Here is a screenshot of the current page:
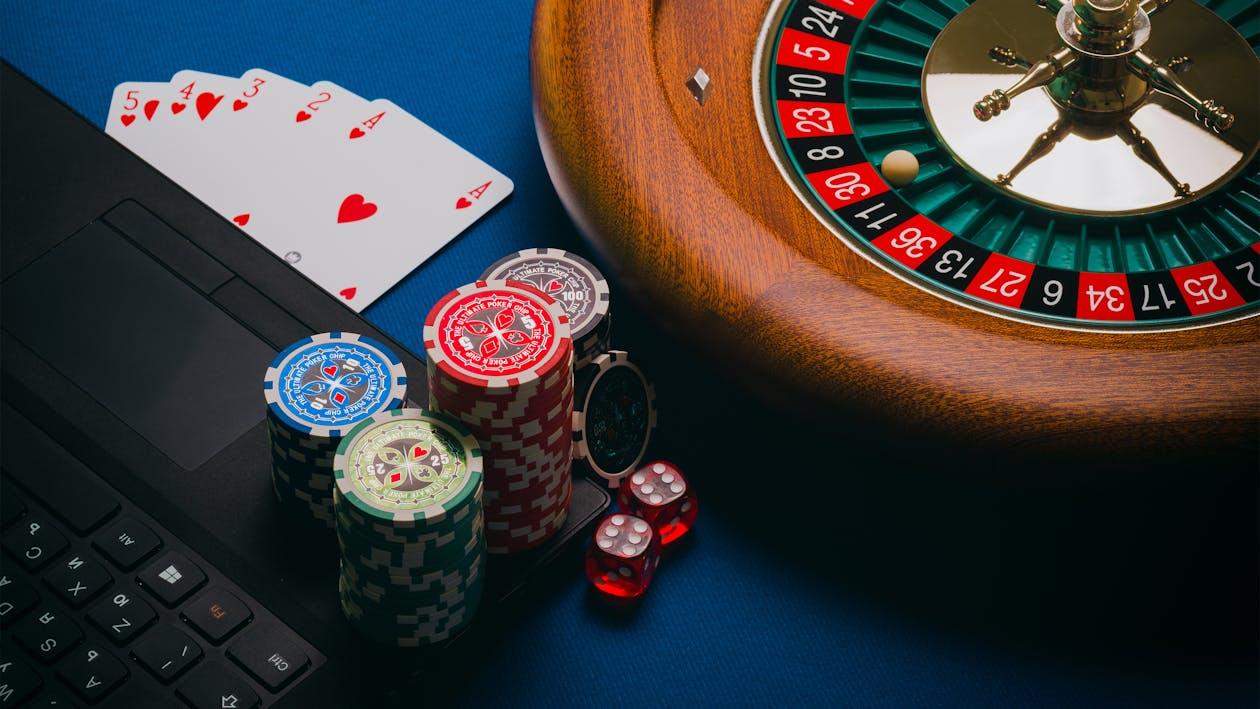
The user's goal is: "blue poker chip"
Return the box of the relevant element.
[263,332,408,439]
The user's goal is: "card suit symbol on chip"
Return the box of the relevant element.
[171,102,186,115]
[322,364,339,377]
[411,444,429,458]
[545,278,563,293]
[455,197,472,210]
[349,127,365,139]
[195,92,223,120]
[339,287,357,300]
[120,114,136,127]
[337,194,377,223]
[232,213,250,226]
[331,391,347,406]
[143,100,159,120]
[295,110,312,123]
[233,99,248,111]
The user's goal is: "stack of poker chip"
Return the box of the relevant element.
[424,279,575,554]
[481,248,611,368]
[333,408,485,646]
[572,350,658,489]
[263,332,408,528]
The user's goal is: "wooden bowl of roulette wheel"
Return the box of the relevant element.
[530,0,1260,456]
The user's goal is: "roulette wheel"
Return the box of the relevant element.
[531,0,1259,452]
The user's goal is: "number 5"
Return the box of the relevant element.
[792,43,830,61]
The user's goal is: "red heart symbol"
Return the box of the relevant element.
[411,444,429,458]
[348,127,365,139]
[339,287,357,300]
[120,114,136,127]
[455,197,472,210]
[295,110,311,122]
[143,100,159,120]
[171,102,186,114]
[195,92,223,120]
[233,99,248,111]
[337,194,377,223]
[322,364,338,377]
[232,213,250,226]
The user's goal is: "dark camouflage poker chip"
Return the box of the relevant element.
[572,350,657,489]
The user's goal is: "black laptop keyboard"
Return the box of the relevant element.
[1,415,320,708]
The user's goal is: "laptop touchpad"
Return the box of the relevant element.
[2,221,275,470]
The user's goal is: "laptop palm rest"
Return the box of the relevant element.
[1,218,274,470]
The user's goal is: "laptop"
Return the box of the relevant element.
[0,60,609,708]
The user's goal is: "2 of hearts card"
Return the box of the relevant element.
[106,68,512,311]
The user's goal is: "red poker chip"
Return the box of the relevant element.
[485,500,566,533]
[438,377,573,412]
[433,392,572,424]
[431,390,572,427]
[485,472,570,508]
[484,444,571,472]
[485,466,568,499]
[487,443,573,470]
[423,280,572,393]
[485,495,566,523]
[435,383,569,411]
[488,451,570,475]
[481,419,573,449]
[428,347,573,393]
[446,398,573,433]
[486,504,570,553]
[490,474,571,509]
[485,484,570,518]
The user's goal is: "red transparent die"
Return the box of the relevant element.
[617,460,697,545]
[584,514,660,598]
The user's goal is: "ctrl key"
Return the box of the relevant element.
[226,622,309,691]
[176,661,259,709]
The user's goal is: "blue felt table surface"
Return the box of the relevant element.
[3,2,1256,707]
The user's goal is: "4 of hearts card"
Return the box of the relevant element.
[106,69,513,311]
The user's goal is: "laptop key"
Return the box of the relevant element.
[182,587,252,644]
[42,553,112,608]
[56,643,128,703]
[131,625,203,683]
[92,517,161,571]
[0,491,25,529]
[176,660,259,709]
[137,552,205,607]
[2,516,68,571]
[86,590,156,645]
[0,574,39,626]
[27,688,81,708]
[0,651,42,706]
[226,621,309,691]
[13,607,82,663]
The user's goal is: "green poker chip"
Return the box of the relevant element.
[333,409,482,526]
[332,407,487,646]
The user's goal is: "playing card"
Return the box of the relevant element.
[171,69,316,230]
[210,90,513,311]
[107,69,513,311]
[106,81,173,142]
[283,97,513,308]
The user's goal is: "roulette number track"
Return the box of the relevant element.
[531,0,1259,452]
